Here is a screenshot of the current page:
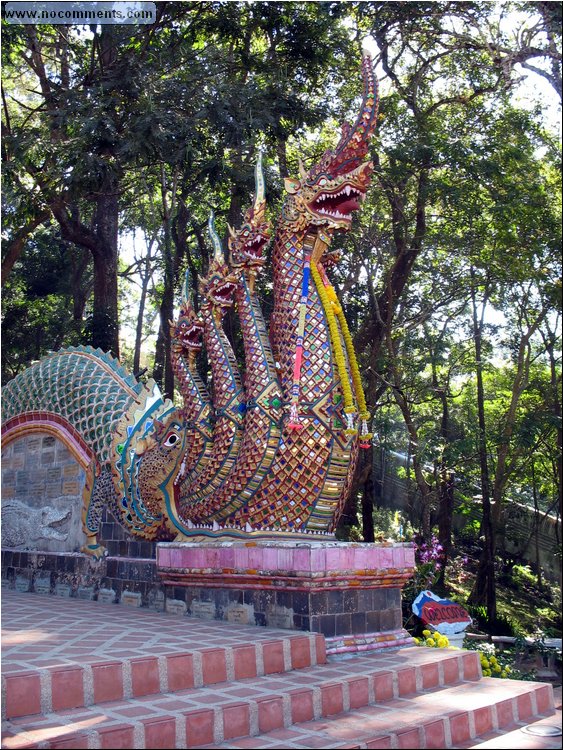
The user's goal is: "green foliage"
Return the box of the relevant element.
[1,229,90,381]
[466,605,523,637]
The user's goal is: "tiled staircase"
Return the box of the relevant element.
[2,629,557,749]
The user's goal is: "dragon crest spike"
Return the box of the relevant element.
[208,211,224,262]
[298,156,308,180]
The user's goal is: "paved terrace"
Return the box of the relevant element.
[1,590,561,749]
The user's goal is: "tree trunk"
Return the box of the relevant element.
[91,190,120,356]
[133,245,154,376]
[153,167,178,400]
[362,471,376,543]
[435,468,455,593]
[468,267,496,622]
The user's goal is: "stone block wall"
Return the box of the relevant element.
[1,433,85,552]
[1,549,162,607]
[1,431,150,558]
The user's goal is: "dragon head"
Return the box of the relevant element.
[229,153,271,274]
[199,212,239,315]
[170,270,204,357]
[134,413,187,527]
[112,385,187,538]
[281,53,378,234]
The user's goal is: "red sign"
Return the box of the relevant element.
[412,590,472,634]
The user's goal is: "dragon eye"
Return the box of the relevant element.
[164,432,180,447]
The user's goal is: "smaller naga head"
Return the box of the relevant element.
[199,212,239,316]
[281,53,378,234]
[134,413,187,524]
[170,270,204,357]
[229,153,271,274]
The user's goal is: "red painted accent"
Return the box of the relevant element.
[315,634,327,664]
[51,667,84,711]
[1,412,94,469]
[166,654,195,691]
[131,657,160,697]
[289,636,311,669]
[185,709,215,747]
[421,662,439,689]
[449,712,471,744]
[223,702,250,740]
[92,662,124,703]
[98,725,135,750]
[257,696,284,732]
[474,705,493,735]
[442,655,460,684]
[4,672,41,718]
[232,644,257,680]
[348,676,369,709]
[517,691,534,720]
[397,667,416,696]
[397,727,421,749]
[373,672,394,702]
[461,651,481,681]
[495,697,516,727]
[423,719,446,749]
[290,689,314,723]
[420,599,471,626]
[366,738,393,749]
[142,717,176,750]
[201,648,227,685]
[535,684,554,713]
[321,683,344,716]
[262,641,285,675]
[48,733,89,749]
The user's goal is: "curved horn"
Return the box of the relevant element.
[333,51,378,164]
[254,150,265,208]
[309,52,379,179]
[208,211,224,262]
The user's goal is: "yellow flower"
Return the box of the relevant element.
[501,670,507,678]
[426,638,436,647]
[422,630,431,637]
[493,664,501,673]
[413,637,420,645]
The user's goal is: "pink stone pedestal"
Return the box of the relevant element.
[157,540,415,655]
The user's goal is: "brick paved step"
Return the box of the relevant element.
[2,595,326,721]
[1,647,486,748]
[2,631,325,721]
[203,678,555,750]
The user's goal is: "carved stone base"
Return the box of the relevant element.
[157,539,415,654]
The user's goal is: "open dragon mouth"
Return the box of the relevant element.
[180,323,204,350]
[310,183,364,223]
[241,233,269,263]
[210,280,238,307]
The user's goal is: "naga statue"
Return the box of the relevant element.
[1,53,378,557]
